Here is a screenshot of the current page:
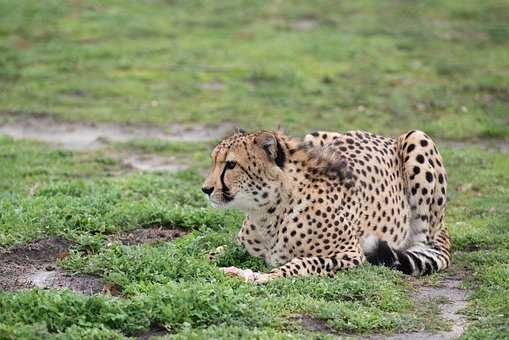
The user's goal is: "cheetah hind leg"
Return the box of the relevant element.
[396,130,450,275]
[365,130,451,276]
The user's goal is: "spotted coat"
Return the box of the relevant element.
[202,129,450,278]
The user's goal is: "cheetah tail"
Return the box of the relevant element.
[363,230,451,276]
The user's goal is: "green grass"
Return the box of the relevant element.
[1,0,508,339]
[0,138,225,248]
[0,137,507,338]
[1,0,509,139]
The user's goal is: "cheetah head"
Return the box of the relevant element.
[202,130,287,212]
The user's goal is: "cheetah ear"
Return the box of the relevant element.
[255,132,286,168]
[235,127,246,135]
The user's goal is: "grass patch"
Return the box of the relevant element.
[1,0,508,139]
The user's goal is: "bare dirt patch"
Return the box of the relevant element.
[199,81,225,90]
[293,314,333,333]
[108,227,187,246]
[133,325,169,340]
[0,115,234,150]
[290,17,318,31]
[122,154,188,172]
[0,237,105,295]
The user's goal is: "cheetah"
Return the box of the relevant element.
[202,129,450,283]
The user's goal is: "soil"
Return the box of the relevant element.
[133,325,169,340]
[0,237,104,295]
[108,227,187,246]
[294,314,333,333]
[0,115,234,150]
[122,154,188,172]
[290,18,318,31]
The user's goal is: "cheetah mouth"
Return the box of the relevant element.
[209,195,235,208]
[210,200,224,208]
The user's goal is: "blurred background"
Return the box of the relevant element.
[1,0,508,139]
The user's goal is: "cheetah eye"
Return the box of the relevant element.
[225,161,237,170]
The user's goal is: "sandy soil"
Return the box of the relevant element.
[0,115,234,150]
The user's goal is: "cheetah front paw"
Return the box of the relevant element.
[221,266,280,284]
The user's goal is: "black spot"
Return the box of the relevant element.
[420,139,429,147]
[438,174,444,184]
[437,197,444,206]
[407,144,416,153]
[413,166,420,175]
[416,154,425,163]
[425,171,433,182]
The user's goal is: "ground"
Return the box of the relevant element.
[0,0,508,339]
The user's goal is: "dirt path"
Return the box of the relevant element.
[294,272,469,339]
[0,115,233,150]
[369,273,469,340]
[122,153,188,172]
[0,114,233,172]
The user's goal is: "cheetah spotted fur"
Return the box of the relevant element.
[202,129,450,282]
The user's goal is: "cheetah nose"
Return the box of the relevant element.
[202,186,214,196]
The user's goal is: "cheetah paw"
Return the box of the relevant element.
[221,266,278,284]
